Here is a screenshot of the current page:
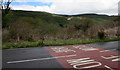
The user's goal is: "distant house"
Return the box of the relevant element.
[67,17,72,20]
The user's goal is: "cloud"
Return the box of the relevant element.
[9,0,120,15]
[11,5,52,13]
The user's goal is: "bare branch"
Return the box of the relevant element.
[2,0,14,17]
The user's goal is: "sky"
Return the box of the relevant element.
[3,0,120,15]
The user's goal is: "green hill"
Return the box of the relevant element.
[2,10,119,43]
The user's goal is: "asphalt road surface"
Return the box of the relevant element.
[2,41,120,70]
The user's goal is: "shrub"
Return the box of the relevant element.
[97,30,105,39]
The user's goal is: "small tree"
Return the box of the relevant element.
[9,21,33,42]
[114,17,120,38]
[97,30,105,39]
[2,0,14,17]
[2,0,14,28]
[74,18,93,38]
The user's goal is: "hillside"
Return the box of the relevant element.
[2,10,119,43]
[60,13,109,18]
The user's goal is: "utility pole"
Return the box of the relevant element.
[118,1,120,16]
[117,1,120,38]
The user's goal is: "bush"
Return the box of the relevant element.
[27,35,34,41]
[2,41,45,49]
[97,30,105,39]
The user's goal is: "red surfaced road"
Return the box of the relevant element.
[45,45,120,70]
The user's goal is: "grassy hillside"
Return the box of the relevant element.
[2,10,120,49]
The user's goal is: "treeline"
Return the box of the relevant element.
[2,10,120,43]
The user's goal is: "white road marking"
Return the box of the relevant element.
[101,55,120,62]
[73,46,98,51]
[104,65,114,70]
[70,60,97,65]
[100,50,110,52]
[112,58,120,61]
[101,55,120,59]
[51,47,76,53]
[67,58,102,69]
[7,54,76,64]
[67,58,90,61]
[73,62,101,69]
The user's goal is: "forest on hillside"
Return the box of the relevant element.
[2,10,120,44]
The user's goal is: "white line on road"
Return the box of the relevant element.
[7,54,76,64]
[112,58,120,61]
[100,50,110,52]
[101,55,120,59]
[104,65,114,70]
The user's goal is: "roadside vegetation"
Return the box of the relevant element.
[2,38,120,49]
[2,10,120,49]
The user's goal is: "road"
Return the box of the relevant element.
[2,41,120,70]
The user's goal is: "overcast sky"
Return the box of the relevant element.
[4,0,120,15]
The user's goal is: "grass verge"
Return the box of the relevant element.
[2,38,120,49]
